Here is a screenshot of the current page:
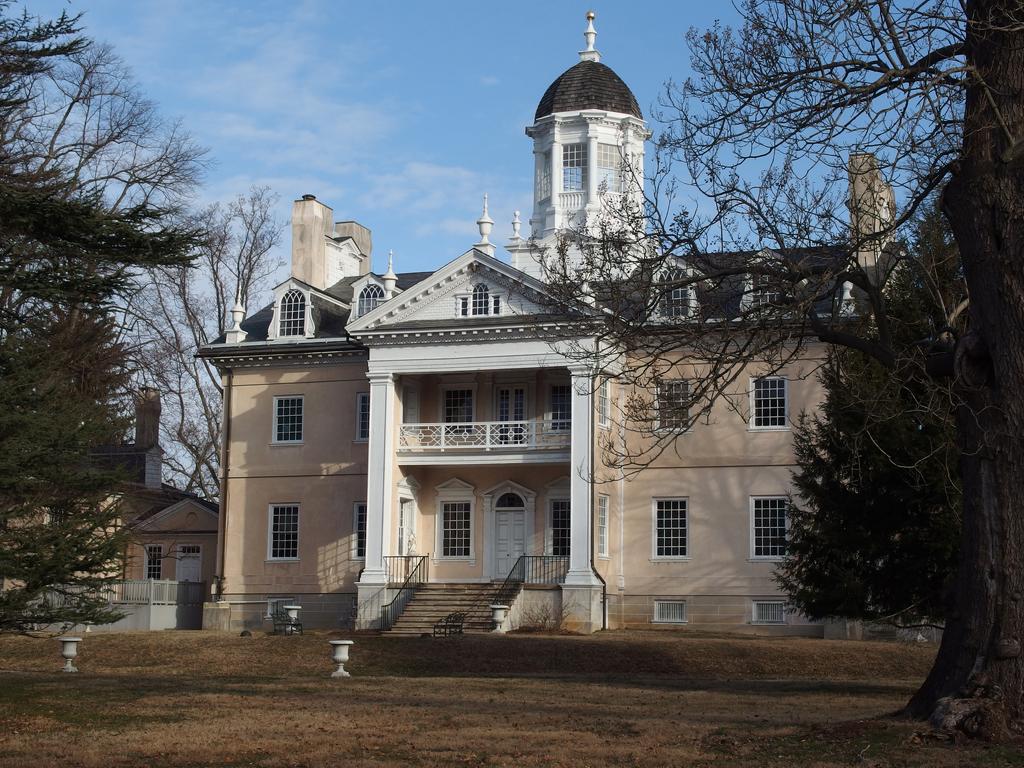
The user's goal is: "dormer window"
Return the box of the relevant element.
[358,284,385,317]
[660,268,694,319]
[750,272,784,308]
[455,284,503,318]
[278,289,306,336]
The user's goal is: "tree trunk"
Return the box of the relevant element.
[906,0,1024,736]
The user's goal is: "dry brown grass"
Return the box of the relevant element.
[0,630,1020,767]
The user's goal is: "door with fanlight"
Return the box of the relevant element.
[493,492,527,578]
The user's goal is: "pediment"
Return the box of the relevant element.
[345,250,562,335]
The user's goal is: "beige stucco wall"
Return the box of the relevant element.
[220,359,369,598]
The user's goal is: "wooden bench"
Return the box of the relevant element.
[432,612,466,637]
[271,608,303,635]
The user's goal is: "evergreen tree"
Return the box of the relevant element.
[778,204,963,626]
[0,6,198,632]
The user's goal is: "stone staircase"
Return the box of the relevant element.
[386,583,516,635]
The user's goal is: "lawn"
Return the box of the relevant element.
[0,630,1020,767]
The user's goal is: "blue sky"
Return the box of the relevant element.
[25,1,739,277]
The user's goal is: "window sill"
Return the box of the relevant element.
[597,554,611,561]
[652,619,689,625]
[270,441,304,447]
[749,557,785,563]
[352,438,368,444]
[266,558,300,563]
[747,426,789,433]
[650,556,691,563]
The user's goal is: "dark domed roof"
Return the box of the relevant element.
[535,60,642,121]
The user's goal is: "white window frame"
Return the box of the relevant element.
[656,379,690,432]
[352,502,367,560]
[749,376,789,431]
[597,378,611,429]
[562,142,587,192]
[752,600,787,624]
[653,600,688,624]
[547,381,572,432]
[437,498,475,561]
[439,385,476,423]
[597,494,609,558]
[267,503,300,562]
[355,392,370,442]
[145,544,163,580]
[750,496,789,560]
[357,283,385,317]
[596,142,622,194]
[651,497,689,560]
[547,497,571,556]
[536,149,552,202]
[272,395,304,445]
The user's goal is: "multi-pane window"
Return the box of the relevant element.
[278,289,306,336]
[662,268,693,318]
[550,384,571,431]
[655,499,688,557]
[355,393,370,441]
[358,284,385,316]
[752,377,788,428]
[752,497,788,558]
[654,600,688,624]
[551,499,571,557]
[444,389,474,423]
[269,504,299,560]
[753,600,786,624]
[471,284,490,315]
[562,143,587,192]
[353,502,367,559]
[536,151,552,202]
[145,545,163,580]
[750,273,783,307]
[596,143,622,193]
[597,495,609,556]
[597,378,610,427]
[274,396,304,443]
[441,501,471,558]
[657,380,690,430]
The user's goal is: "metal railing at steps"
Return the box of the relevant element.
[467,555,570,625]
[380,555,428,631]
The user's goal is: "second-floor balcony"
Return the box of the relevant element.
[398,419,571,459]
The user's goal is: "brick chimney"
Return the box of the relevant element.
[134,387,162,489]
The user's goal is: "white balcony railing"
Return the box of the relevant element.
[398,420,571,452]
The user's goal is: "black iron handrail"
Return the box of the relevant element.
[384,555,425,585]
[466,555,569,625]
[380,555,428,630]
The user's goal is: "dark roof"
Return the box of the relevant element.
[207,271,432,346]
[535,60,642,120]
[91,445,156,484]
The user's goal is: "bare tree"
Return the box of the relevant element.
[132,187,283,499]
[540,0,1022,738]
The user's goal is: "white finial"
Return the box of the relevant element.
[580,11,600,62]
[382,249,397,298]
[225,289,248,343]
[475,194,496,256]
[511,210,522,241]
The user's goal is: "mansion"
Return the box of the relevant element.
[200,15,885,634]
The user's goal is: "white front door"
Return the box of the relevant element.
[176,545,201,582]
[493,507,526,578]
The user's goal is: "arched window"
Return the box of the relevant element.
[496,492,525,508]
[358,283,385,317]
[278,289,306,336]
[471,283,490,316]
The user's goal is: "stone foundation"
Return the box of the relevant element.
[205,592,356,633]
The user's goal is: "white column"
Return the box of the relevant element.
[586,129,599,208]
[358,371,395,586]
[565,366,599,585]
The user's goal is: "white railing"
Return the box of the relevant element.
[398,420,571,452]
[107,579,205,606]
[559,191,586,210]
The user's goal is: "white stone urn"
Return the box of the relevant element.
[59,637,82,673]
[283,605,301,634]
[489,604,510,633]
[329,640,354,678]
